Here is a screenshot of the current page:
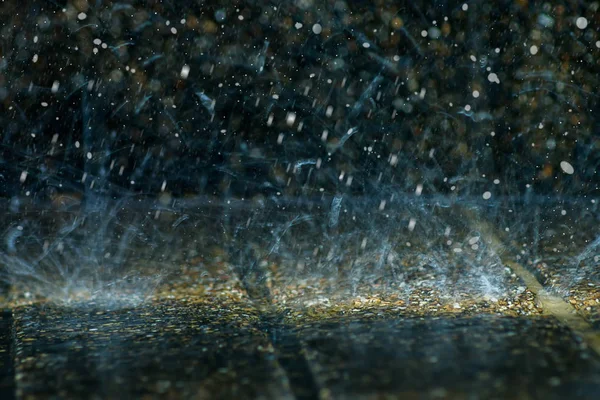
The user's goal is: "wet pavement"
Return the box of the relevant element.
[0,311,14,400]
[1,200,600,399]
[12,302,292,400]
[291,315,600,400]
[7,304,600,400]
[496,203,600,330]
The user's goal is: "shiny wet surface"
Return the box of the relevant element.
[1,200,600,399]
[0,311,14,400]
[8,303,600,400]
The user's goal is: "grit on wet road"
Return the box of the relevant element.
[8,304,600,400]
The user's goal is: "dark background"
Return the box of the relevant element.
[0,0,598,204]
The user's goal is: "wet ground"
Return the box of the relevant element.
[0,311,13,400]
[0,198,599,399]
[496,202,600,330]
[8,305,600,400]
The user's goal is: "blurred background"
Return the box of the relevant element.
[0,0,598,205]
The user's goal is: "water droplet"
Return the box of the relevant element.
[180,65,190,79]
[560,161,574,175]
[576,17,588,29]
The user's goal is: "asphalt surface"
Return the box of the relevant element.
[0,311,13,400]
[0,200,599,399]
[6,304,600,400]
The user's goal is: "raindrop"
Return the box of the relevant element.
[576,17,588,29]
[530,45,538,55]
[560,161,574,175]
[180,65,190,79]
